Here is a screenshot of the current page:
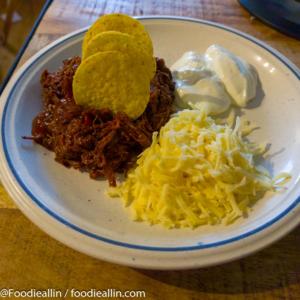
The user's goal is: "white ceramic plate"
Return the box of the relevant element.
[0,17,300,270]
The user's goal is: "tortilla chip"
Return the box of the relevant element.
[82,14,153,59]
[73,50,150,119]
[84,30,155,79]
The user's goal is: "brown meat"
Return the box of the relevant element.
[28,56,175,186]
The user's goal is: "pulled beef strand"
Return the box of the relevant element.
[28,56,175,186]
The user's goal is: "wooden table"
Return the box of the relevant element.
[1,0,299,299]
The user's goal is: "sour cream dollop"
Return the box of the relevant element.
[171,45,258,115]
[205,45,258,107]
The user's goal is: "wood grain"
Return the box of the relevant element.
[0,209,299,299]
[0,0,46,82]
[1,0,300,299]
[19,0,300,68]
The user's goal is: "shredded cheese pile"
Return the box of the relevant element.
[108,110,289,228]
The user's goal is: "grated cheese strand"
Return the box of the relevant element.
[108,110,290,228]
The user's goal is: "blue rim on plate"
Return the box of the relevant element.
[2,17,300,251]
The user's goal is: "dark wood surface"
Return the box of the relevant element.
[0,0,300,299]
[0,0,46,83]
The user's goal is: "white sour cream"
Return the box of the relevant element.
[205,45,258,107]
[171,51,212,85]
[176,76,231,115]
[171,45,258,115]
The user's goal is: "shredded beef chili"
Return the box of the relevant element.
[26,56,175,186]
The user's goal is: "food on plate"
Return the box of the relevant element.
[175,76,231,115]
[73,51,150,119]
[83,31,156,79]
[25,14,174,187]
[27,57,174,186]
[74,14,156,119]
[109,110,288,228]
[24,13,289,229]
[82,13,153,59]
[171,45,258,114]
[206,45,258,107]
